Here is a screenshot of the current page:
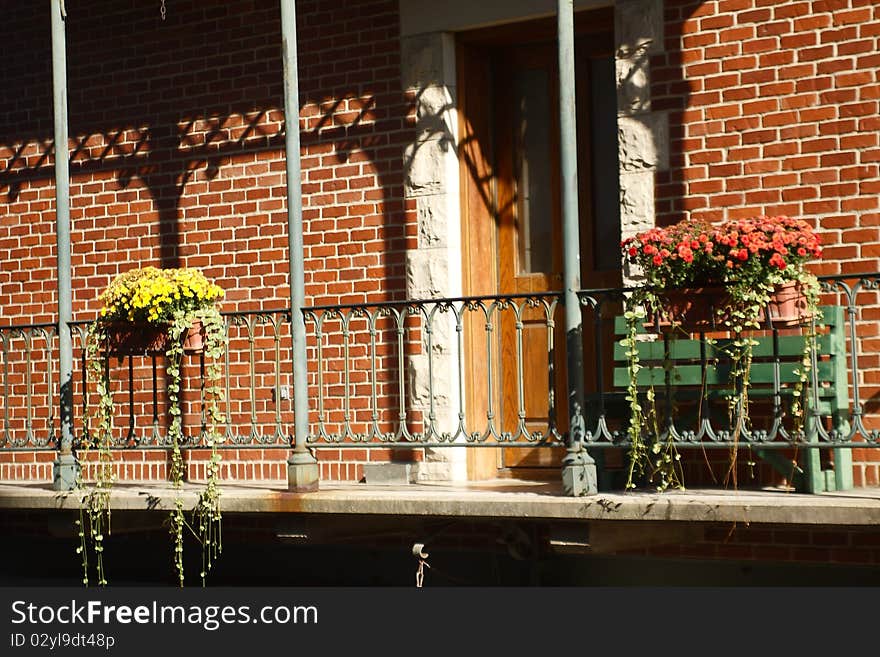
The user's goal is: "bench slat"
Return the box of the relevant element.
[613,361,837,388]
[613,334,834,361]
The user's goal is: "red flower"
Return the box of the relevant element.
[621,215,820,290]
[769,252,786,269]
[677,245,694,263]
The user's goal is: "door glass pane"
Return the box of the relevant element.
[514,68,553,275]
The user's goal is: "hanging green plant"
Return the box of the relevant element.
[78,266,227,586]
[620,215,823,491]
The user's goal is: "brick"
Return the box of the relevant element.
[756,21,791,37]
[818,58,855,75]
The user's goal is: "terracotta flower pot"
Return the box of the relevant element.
[105,320,205,355]
[646,286,730,331]
[646,281,808,332]
[762,280,810,327]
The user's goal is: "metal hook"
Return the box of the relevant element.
[412,543,430,587]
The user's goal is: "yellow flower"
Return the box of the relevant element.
[98,266,224,324]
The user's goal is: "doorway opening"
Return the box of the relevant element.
[457,9,621,479]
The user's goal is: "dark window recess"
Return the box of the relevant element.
[589,55,621,272]
[514,67,553,275]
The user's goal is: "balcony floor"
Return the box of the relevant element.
[0,479,878,527]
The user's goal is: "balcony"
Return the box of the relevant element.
[2,273,880,480]
[1,273,879,575]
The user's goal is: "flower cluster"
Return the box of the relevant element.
[622,216,822,291]
[98,267,224,324]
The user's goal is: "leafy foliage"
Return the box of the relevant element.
[79,268,226,586]
[620,216,823,491]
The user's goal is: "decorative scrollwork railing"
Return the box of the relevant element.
[577,273,880,450]
[303,293,563,447]
[0,273,878,455]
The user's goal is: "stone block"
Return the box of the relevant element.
[417,194,448,248]
[413,84,457,145]
[363,462,415,485]
[619,170,656,234]
[413,460,452,482]
[423,308,456,355]
[400,33,455,90]
[616,54,651,115]
[615,0,664,58]
[404,137,449,197]
[406,250,450,298]
[618,113,668,172]
[407,353,452,408]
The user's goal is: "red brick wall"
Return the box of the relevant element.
[0,447,422,485]
[2,1,879,485]
[655,0,880,245]
[0,0,416,481]
[0,0,412,321]
[654,0,880,480]
[622,522,880,566]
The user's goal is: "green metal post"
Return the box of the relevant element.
[50,0,78,491]
[558,0,596,496]
[280,0,318,491]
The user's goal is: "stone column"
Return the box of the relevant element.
[616,0,668,283]
[400,33,467,482]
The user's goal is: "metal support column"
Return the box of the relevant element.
[280,0,318,491]
[557,0,596,496]
[50,0,79,491]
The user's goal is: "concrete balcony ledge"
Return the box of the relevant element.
[1,480,879,527]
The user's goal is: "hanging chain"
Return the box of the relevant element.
[160,0,166,21]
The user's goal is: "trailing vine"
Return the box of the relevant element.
[621,302,647,490]
[77,267,226,587]
[789,276,821,437]
[622,291,684,492]
[77,321,115,586]
[165,307,226,587]
[719,280,765,489]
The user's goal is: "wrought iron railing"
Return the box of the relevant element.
[818,274,880,445]
[0,274,878,458]
[577,273,880,450]
[0,322,57,450]
[303,293,564,447]
[0,310,295,450]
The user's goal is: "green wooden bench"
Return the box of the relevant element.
[610,305,851,493]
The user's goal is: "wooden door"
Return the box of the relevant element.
[495,44,566,472]
[457,13,619,480]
